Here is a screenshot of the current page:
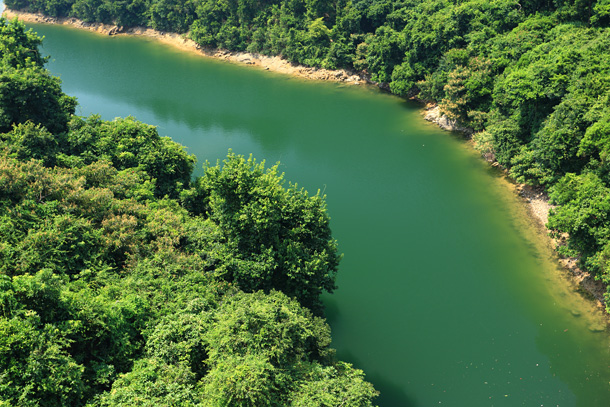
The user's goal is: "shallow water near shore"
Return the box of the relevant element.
[12,14,610,406]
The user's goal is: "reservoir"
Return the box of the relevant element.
[14,17,610,406]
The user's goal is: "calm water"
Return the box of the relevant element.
[15,18,610,406]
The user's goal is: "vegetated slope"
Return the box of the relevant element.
[0,18,378,406]
[9,0,610,309]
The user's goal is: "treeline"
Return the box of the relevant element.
[9,0,610,308]
[0,18,378,406]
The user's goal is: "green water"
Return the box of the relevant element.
[22,21,610,406]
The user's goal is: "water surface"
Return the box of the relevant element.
[20,20,610,406]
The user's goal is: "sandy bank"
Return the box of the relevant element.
[2,8,367,85]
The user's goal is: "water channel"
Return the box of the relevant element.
[7,11,610,406]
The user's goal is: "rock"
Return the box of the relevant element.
[423,105,473,135]
[588,323,606,333]
[236,55,252,64]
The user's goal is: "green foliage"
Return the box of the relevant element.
[101,291,375,406]
[1,121,58,166]
[200,291,348,407]
[98,358,203,406]
[0,312,86,406]
[363,25,402,84]
[592,0,610,25]
[0,19,75,134]
[0,269,148,405]
[548,173,610,265]
[0,19,378,406]
[0,145,366,405]
[150,0,196,33]
[99,311,212,406]
[205,290,333,366]
[201,291,306,406]
[291,361,379,407]
[579,103,610,163]
[510,96,591,185]
[482,113,521,167]
[0,64,76,134]
[201,354,283,407]
[0,18,46,68]
[62,115,196,198]
[439,56,493,130]
[187,152,339,312]
[70,0,113,24]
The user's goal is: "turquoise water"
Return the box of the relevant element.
[12,18,610,406]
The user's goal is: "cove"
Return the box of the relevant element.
[17,18,610,406]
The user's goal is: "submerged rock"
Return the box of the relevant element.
[588,323,606,333]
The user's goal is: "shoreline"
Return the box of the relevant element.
[2,8,368,85]
[422,104,607,311]
[4,7,607,312]
[517,183,606,309]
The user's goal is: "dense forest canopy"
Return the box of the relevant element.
[0,17,379,406]
[9,0,610,308]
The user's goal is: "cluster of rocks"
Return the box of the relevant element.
[297,67,365,84]
[423,105,473,135]
[106,25,124,35]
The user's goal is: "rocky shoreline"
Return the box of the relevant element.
[422,104,473,134]
[4,7,607,311]
[517,184,607,308]
[423,103,606,309]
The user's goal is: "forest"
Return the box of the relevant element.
[0,18,379,406]
[3,0,610,403]
[8,0,610,309]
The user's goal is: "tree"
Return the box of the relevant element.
[291,361,379,407]
[0,19,76,134]
[185,152,340,312]
[0,18,46,68]
[548,172,610,269]
[0,313,85,406]
[1,121,58,166]
[65,116,196,198]
[0,65,76,134]
[201,290,331,406]
[150,0,196,33]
